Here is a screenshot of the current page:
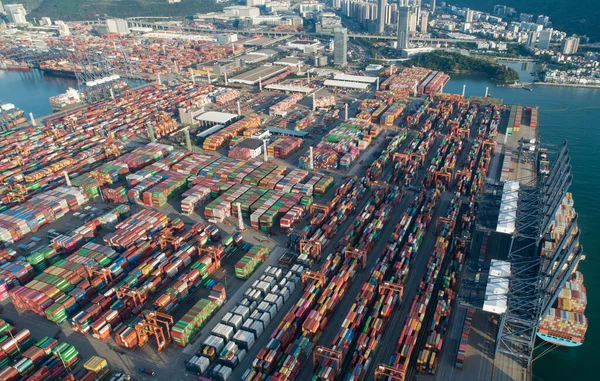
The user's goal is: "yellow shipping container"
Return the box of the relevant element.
[84,355,108,373]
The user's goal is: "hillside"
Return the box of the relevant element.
[454,0,599,42]
[408,51,520,83]
[2,0,226,21]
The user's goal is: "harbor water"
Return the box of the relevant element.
[0,68,78,117]
[0,64,598,381]
[0,68,145,117]
[446,68,599,381]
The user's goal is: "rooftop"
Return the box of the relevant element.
[236,138,264,150]
[243,37,274,46]
[333,74,378,84]
[195,111,238,124]
[230,65,288,85]
[323,79,370,90]
[266,127,308,137]
[289,40,319,45]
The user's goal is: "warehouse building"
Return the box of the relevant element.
[229,65,289,86]
[323,79,370,90]
[286,39,322,54]
[273,57,304,68]
[241,54,269,65]
[266,127,308,138]
[194,111,239,127]
[233,138,264,159]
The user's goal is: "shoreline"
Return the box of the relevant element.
[530,82,600,89]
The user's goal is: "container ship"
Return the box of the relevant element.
[49,88,82,111]
[0,60,30,71]
[48,80,129,111]
[537,193,588,347]
[39,59,81,78]
[0,103,26,130]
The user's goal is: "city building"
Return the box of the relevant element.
[420,10,429,33]
[246,0,266,6]
[562,36,580,55]
[106,18,130,35]
[223,5,260,18]
[233,139,264,159]
[287,39,322,53]
[537,29,552,50]
[316,12,342,33]
[429,0,435,13]
[333,27,348,66]
[526,31,538,48]
[519,13,533,23]
[0,1,4,14]
[4,4,27,24]
[332,0,341,9]
[409,8,418,32]
[537,15,550,27]
[299,2,324,17]
[397,6,410,50]
[465,8,474,23]
[56,20,71,36]
[39,17,52,26]
[377,0,386,34]
[493,5,506,17]
[266,1,290,13]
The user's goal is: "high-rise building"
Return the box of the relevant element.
[420,10,429,32]
[429,0,435,13]
[377,0,386,34]
[106,18,130,35]
[39,17,51,26]
[526,31,538,48]
[408,9,417,32]
[332,0,341,9]
[55,20,70,36]
[493,5,506,17]
[537,30,552,49]
[397,5,410,50]
[465,8,474,23]
[246,0,265,6]
[334,27,348,66]
[4,4,27,24]
[562,36,580,55]
[519,13,533,22]
[0,1,5,14]
[536,15,550,27]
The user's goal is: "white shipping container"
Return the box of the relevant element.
[212,323,235,341]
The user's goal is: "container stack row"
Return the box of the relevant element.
[187,266,300,381]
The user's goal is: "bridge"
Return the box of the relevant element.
[82,19,488,45]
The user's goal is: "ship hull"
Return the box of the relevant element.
[42,68,78,78]
[4,65,30,71]
[537,332,583,347]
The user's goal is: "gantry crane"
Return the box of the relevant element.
[434,170,452,186]
[158,229,183,251]
[299,239,322,260]
[374,364,405,381]
[115,286,146,313]
[104,138,121,159]
[134,319,169,352]
[144,311,174,344]
[198,245,223,268]
[313,346,343,375]
[85,263,113,286]
[6,182,27,203]
[436,216,456,235]
[345,247,367,270]
[379,282,404,299]
[301,270,326,288]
